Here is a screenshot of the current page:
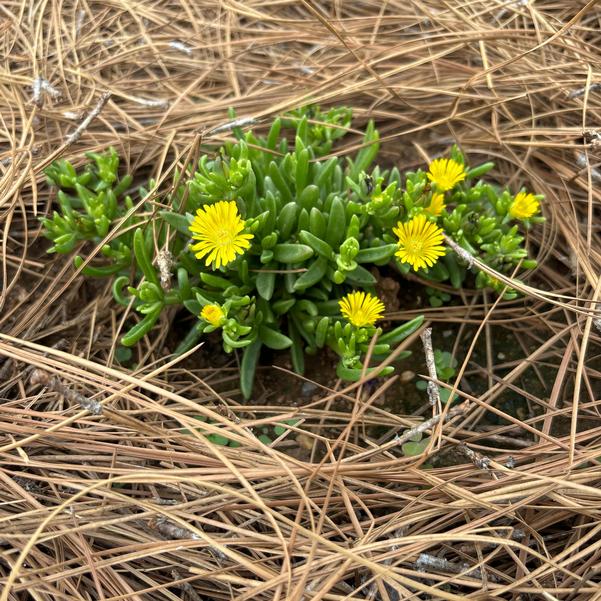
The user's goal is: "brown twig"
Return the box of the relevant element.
[419,327,440,406]
[65,92,111,146]
[443,235,474,268]
[568,82,601,99]
[394,402,470,447]
[29,369,103,415]
[457,443,491,471]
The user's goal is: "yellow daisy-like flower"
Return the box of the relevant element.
[427,158,466,192]
[189,201,253,269]
[200,304,225,327]
[339,291,385,328]
[424,193,446,216]
[393,213,446,271]
[509,191,539,220]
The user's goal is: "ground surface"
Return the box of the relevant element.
[1,1,601,600]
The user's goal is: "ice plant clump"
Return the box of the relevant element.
[41,108,544,396]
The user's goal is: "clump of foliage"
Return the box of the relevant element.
[41,106,543,398]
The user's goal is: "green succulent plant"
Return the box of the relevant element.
[41,106,543,398]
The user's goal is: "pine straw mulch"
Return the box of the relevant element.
[1,1,601,599]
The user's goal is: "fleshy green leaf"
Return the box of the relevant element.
[272,244,314,263]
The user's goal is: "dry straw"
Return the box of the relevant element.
[1,0,601,599]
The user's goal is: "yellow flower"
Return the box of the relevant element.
[190,201,253,269]
[425,193,446,216]
[509,191,539,220]
[393,213,446,271]
[200,304,225,327]
[427,158,466,191]
[339,291,385,328]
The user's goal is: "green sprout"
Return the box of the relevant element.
[183,415,300,447]
[416,349,458,404]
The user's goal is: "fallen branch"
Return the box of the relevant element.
[443,234,474,268]
[457,443,491,471]
[148,516,200,540]
[394,402,470,447]
[420,327,440,406]
[568,82,601,99]
[416,553,496,582]
[65,92,112,146]
[29,369,103,415]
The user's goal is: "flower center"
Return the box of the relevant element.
[407,238,424,255]
[353,309,367,325]
[215,228,234,246]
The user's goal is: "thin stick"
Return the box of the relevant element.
[207,116,257,135]
[568,82,601,99]
[29,369,103,415]
[416,553,490,582]
[457,443,491,471]
[420,327,440,406]
[65,92,112,146]
[443,235,474,268]
[394,402,470,447]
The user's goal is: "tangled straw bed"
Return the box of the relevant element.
[1,1,601,599]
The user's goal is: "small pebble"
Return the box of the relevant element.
[301,381,318,397]
[400,370,415,383]
[497,352,506,360]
